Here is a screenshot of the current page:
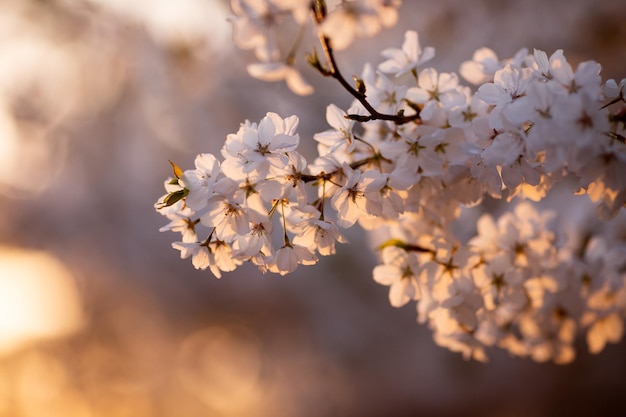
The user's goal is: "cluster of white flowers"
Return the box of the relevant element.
[156,0,626,362]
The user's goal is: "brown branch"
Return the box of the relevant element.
[318,34,421,125]
[309,1,420,125]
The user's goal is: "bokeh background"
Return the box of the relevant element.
[0,0,625,416]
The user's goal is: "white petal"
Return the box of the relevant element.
[286,68,314,96]
[373,264,400,285]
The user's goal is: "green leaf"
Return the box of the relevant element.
[377,238,407,251]
[377,238,432,253]
[168,160,184,179]
[160,188,188,208]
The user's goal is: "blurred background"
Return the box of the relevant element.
[0,0,625,416]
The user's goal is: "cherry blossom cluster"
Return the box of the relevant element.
[156,0,626,362]
[370,202,626,363]
[157,112,354,277]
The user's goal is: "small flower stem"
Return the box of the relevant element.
[280,200,291,247]
[300,154,385,184]
[205,227,216,245]
[604,131,626,144]
[319,178,327,220]
[286,21,307,66]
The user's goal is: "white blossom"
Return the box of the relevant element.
[156,19,626,365]
[247,61,314,96]
[373,246,421,307]
[320,0,399,50]
[378,30,434,77]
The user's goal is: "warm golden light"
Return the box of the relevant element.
[86,0,231,46]
[0,247,84,356]
[177,325,264,415]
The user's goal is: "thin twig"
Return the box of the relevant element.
[318,34,421,125]
[310,1,421,125]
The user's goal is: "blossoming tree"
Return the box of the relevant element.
[156,0,626,363]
